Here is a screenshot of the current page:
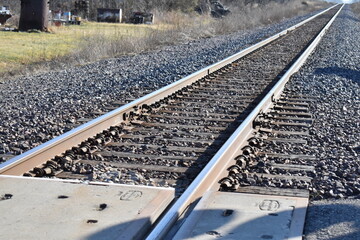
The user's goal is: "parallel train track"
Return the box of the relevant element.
[0,4,343,240]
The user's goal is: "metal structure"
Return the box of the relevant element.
[97,8,122,23]
[0,4,339,176]
[19,0,49,31]
[129,12,154,24]
[148,5,343,238]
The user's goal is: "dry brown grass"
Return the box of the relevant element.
[206,0,330,35]
[149,0,330,38]
[0,0,330,79]
[69,26,180,65]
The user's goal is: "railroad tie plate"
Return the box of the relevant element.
[173,191,308,240]
[0,176,174,240]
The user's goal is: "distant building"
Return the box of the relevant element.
[0,6,10,15]
[0,6,12,25]
[97,8,122,23]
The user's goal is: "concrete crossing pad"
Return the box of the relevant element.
[0,176,174,240]
[174,191,308,240]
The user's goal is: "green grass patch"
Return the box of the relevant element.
[0,22,162,73]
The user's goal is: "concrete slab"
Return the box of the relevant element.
[0,176,174,240]
[174,191,308,240]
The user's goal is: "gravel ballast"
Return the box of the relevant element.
[0,10,323,162]
[286,5,360,240]
[289,5,360,200]
[0,4,359,238]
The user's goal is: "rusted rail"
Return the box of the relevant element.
[147,4,343,239]
[0,5,338,176]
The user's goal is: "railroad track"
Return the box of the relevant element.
[0,4,343,240]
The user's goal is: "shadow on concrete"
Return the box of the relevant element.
[82,201,360,239]
[173,203,360,239]
[85,217,152,240]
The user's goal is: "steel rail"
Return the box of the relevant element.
[146,4,343,240]
[0,5,338,176]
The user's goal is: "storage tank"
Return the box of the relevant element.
[19,0,49,31]
[63,12,71,21]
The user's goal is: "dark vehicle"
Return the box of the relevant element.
[129,12,154,24]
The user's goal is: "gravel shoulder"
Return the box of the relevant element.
[0,10,324,162]
[0,4,359,239]
[291,5,360,200]
[284,5,360,239]
[305,199,360,240]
